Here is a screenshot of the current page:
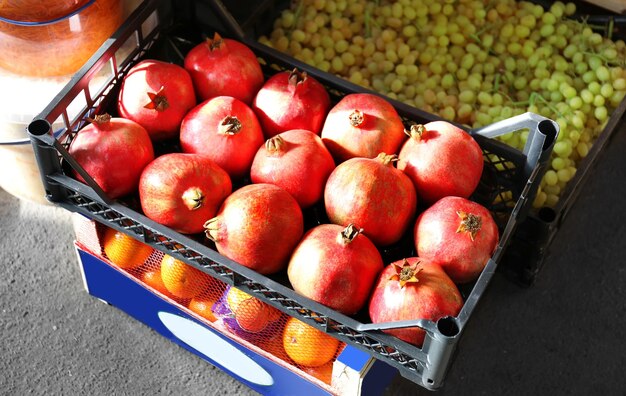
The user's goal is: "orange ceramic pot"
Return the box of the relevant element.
[0,0,123,76]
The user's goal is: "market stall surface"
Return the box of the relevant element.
[2,128,625,395]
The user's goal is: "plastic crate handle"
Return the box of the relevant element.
[471,112,559,178]
[27,119,112,205]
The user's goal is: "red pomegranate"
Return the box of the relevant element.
[68,114,154,199]
[414,196,499,284]
[117,59,196,141]
[180,96,265,180]
[324,153,417,246]
[397,121,484,204]
[250,129,336,208]
[287,223,384,315]
[184,33,264,104]
[320,93,406,162]
[138,153,232,234]
[252,68,331,138]
[368,258,463,347]
[204,183,304,274]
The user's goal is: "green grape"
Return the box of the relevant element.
[576,142,589,158]
[600,83,614,98]
[568,96,583,110]
[589,81,601,95]
[545,194,559,208]
[593,94,605,107]
[475,112,492,127]
[291,29,307,43]
[457,103,473,120]
[581,88,596,103]
[540,24,555,37]
[317,60,331,72]
[596,66,611,82]
[341,52,356,67]
[280,10,296,29]
[613,78,626,91]
[553,141,572,158]
[515,25,531,39]
[543,169,559,186]
[552,157,566,170]
[349,70,363,85]
[610,90,626,107]
[594,106,608,122]
[533,190,548,207]
[500,23,515,39]
[440,106,456,120]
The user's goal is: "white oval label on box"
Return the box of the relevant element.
[158,311,274,386]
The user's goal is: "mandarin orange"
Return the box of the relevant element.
[282,317,340,367]
[160,254,211,299]
[103,227,154,270]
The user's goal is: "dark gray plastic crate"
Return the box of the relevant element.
[27,0,557,390]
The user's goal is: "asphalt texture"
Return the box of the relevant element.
[2,127,626,395]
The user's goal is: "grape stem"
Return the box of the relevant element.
[582,51,625,67]
[493,73,501,93]
[290,0,304,36]
[528,93,565,119]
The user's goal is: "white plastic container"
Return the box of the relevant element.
[0,69,72,205]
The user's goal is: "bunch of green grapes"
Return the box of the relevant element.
[258,0,626,209]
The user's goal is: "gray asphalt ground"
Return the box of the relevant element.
[2,128,626,395]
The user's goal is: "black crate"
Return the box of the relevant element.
[27,0,557,390]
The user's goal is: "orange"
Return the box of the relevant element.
[301,361,334,384]
[140,267,178,300]
[188,296,218,323]
[226,287,282,333]
[103,227,154,270]
[160,254,211,299]
[188,286,225,323]
[258,336,292,363]
[282,317,340,367]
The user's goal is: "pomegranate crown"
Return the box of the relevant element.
[288,68,307,86]
[389,259,422,288]
[144,86,169,112]
[337,223,363,245]
[206,32,224,51]
[87,113,112,125]
[456,211,482,241]
[405,124,426,140]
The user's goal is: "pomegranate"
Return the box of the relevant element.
[184,33,264,104]
[368,258,463,347]
[414,196,499,284]
[117,59,196,141]
[397,121,484,204]
[252,68,331,137]
[250,129,336,208]
[180,96,265,180]
[204,183,304,274]
[324,153,417,246]
[138,153,232,234]
[68,114,154,199]
[287,224,383,315]
[320,93,406,162]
